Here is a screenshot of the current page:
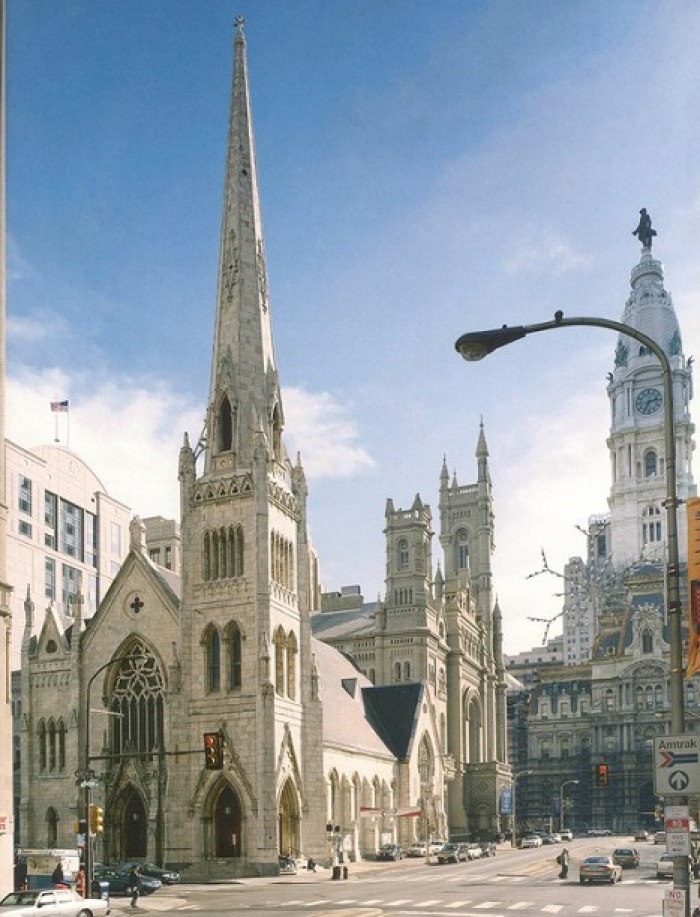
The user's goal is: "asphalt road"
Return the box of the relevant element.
[108,837,695,917]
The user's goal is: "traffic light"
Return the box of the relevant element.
[89,805,104,834]
[595,763,609,787]
[204,732,224,770]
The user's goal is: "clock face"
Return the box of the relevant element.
[635,387,663,415]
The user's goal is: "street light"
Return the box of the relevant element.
[82,653,147,895]
[456,311,687,903]
[512,769,533,849]
[559,779,579,834]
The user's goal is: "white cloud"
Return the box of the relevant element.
[505,232,593,276]
[282,386,375,478]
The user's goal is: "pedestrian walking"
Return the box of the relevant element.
[557,847,570,879]
[128,865,141,908]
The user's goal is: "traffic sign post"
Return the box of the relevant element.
[654,736,700,795]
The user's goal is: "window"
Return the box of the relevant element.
[394,662,402,682]
[59,499,83,560]
[45,558,56,601]
[164,546,172,570]
[642,504,662,544]
[19,520,32,539]
[18,476,32,515]
[228,624,242,689]
[642,629,653,653]
[38,720,46,771]
[109,646,164,759]
[61,564,79,610]
[218,394,233,452]
[397,539,409,571]
[403,661,411,680]
[85,512,97,567]
[456,529,469,570]
[644,450,658,477]
[275,629,285,695]
[149,549,161,564]
[206,628,221,692]
[286,631,297,700]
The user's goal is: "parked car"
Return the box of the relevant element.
[406,842,427,858]
[634,829,649,841]
[479,841,497,857]
[520,834,542,848]
[377,844,404,861]
[654,830,666,844]
[540,833,558,845]
[579,855,622,884]
[429,840,446,855]
[612,847,640,869]
[121,862,181,884]
[656,853,674,879]
[586,827,612,837]
[464,843,482,860]
[559,829,573,841]
[0,889,109,917]
[437,843,466,864]
[93,865,162,895]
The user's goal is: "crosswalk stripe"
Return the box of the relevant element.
[541,907,564,913]
[413,900,443,907]
[507,904,533,911]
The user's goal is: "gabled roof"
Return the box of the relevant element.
[311,638,393,760]
[362,683,424,760]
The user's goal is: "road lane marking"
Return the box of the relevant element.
[506,904,533,910]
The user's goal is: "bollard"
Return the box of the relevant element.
[343,866,348,880]
[332,865,341,881]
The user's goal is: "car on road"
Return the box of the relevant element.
[93,865,162,895]
[654,830,666,844]
[464,843,482,860]
[406,842,427,858]
[656,853,674,879]
[429,840,446,854]
[520,834,542,848]
[0,889,109,917]
[377,844,404,861]
[586,827,612,837]
[119,862,181,884]
[437,843,466,864]
[579,855,622,884]
[479,841,497,857]
[559,829,573,841]
[634,829,649,841]
[612,847,640,869]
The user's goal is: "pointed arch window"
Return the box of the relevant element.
[57,719,66,771]
[108,645,165,760]
[397,540,409,571]
[274,628,286,695]
[46,808,58,848]
[456,529,469,570]
[38,720,46,772]
[218,394,234,453]
[48,720,56,771]
[205,627,221,692]
[286,631,298,700]
[271,404,283,463]
[227,623,242,690]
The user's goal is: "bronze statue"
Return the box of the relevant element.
[632,208,657,248]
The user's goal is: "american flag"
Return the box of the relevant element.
[50,400,69,413]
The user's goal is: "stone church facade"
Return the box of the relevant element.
[17,22,509,876]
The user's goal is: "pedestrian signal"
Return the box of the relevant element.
[595,763,609,787]
[204,732,224,770]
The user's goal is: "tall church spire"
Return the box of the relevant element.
[206,17,282,474]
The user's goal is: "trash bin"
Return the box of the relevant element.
[342,866,348,880]
[91,879,110,904]
[332,866,341,881]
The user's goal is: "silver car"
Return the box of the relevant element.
[0,888,109,917]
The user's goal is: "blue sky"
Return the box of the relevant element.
[6,0,700,654]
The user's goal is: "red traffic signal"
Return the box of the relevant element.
[596,763,609,787]
[204,732,224,770]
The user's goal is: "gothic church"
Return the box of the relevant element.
[18,22,509,875]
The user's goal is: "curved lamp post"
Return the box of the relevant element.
[559,779,579,834]
[512,769,533,849]
[455,312,687,905]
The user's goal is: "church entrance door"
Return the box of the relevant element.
[214,785,241,857]
[123,789,147,859]
[278,778,299,856]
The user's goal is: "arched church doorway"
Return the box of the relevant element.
[278,778,300,856]
[123,788,147,859]
[213,784,242,857]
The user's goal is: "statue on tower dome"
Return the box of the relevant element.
[632,207,657,248]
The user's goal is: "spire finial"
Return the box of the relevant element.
[235,15,245,35]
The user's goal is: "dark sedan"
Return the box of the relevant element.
[376,844,404,861]
[612,847,640,869]
[120,862,180,884]
[93,866,162,895]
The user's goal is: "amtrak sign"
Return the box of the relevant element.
[654,735,700,795]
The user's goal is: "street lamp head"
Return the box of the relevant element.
[455,325,528,361]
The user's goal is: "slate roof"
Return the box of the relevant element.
[310,605,379,640]
[362,683,424,759]
[312,637,394,759]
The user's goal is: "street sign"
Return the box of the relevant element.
[654,735,700,794]
[665,805,691,857]
[663,888,686,917]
